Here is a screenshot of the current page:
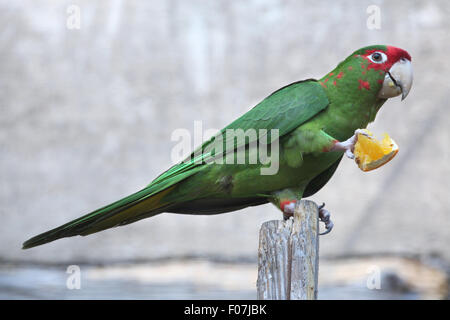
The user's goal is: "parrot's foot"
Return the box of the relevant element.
[281,200,296,220]
[318,202,333,235]
[332,129,370,159]
[281,201,333,235]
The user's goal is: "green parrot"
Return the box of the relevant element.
[23,45,413,249]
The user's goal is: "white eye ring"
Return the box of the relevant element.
[368,52,387,64]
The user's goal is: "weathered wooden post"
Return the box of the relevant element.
[257,200,319,300]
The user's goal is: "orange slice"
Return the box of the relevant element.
[354,129,399,172]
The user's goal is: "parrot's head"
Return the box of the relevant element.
[322,45,413,101]
[355,45,413,101]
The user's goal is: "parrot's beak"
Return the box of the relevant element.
[378,58,413,101]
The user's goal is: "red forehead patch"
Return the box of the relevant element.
[386,46,412,62]
[362,46,411,71]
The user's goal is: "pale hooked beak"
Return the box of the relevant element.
[378,58,413,100]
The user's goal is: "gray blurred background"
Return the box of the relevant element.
[1,0,449,299]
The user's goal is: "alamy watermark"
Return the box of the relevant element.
[171,121,280,175]
[366,5,381,30]
[366,265,381,290]
[66,5,81,30]
[66,265,81,289]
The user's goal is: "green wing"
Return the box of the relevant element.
[152,79,330,185]
[22,79,329,249]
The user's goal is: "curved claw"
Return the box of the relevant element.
[320,219,334,235]
[354,129,371,138]
[345,148,355,159]
[318,204,334,235]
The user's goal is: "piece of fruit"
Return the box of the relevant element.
[354,129,399,172]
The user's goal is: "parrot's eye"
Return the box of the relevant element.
[368,52,387,64]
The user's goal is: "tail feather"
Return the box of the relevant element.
[22,186,175,249]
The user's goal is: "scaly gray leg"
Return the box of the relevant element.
[318,202,333,235]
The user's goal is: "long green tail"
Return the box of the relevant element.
[22,186,175,249]
[23,153,209,250]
